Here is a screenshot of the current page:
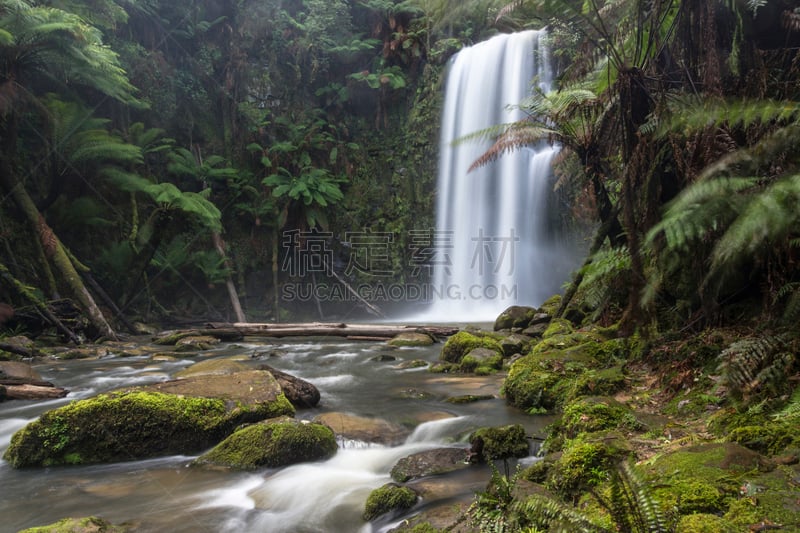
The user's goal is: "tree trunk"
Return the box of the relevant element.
[0,171,117,340]
[212,232,246,323]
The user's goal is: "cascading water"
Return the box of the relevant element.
[424,30,575,321]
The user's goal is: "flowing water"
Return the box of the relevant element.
[0,337,550,532]
[426,30,578,322]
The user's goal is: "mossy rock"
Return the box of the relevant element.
[390,447,470,482]
[499,333,533,357]
[642,443,768,517]
[502,349,600,412]
[675,513,737,533]
[4,372,294,468]
[560,396,642,439]
[388,332,434,347]
[727,423,795,456]
[194,418,337,469]
[440,331,501,365]
[363,483,418,521]
[493,305,538,331]
[468,424,529,462]
[546,431,633,498]
[541,318,574,339]
[18,516,131,532]
[175,358,250,378]
[460,347,503,374]
[539,294,562,316]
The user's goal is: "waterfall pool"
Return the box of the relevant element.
[0,337,550,532]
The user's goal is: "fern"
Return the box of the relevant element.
[718,334,797,402]
[513,460,675,533]
[575,246,631,316]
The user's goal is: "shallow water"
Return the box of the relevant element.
[0,338,550,532]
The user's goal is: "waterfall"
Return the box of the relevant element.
[423,30,573,322]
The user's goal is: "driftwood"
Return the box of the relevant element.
[156,322,458,343]
[4,383,68,400]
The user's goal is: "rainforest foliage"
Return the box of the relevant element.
[1,0,800,342]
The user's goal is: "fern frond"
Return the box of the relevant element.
[709,174,800,277]
[718,333,795,401]
[468,122,556,171]
[656,97,800,137]
[513,495,610,533]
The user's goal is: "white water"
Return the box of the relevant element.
[424,30,575,322]
[0,341,550,532]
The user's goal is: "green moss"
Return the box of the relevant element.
[469,424,529,461]
[18,516,130,532]
[541,318,574,339]
[440,331,501,364]
[546,432,633,498]
[675,513,737,533]
[3,390,294,468]
[539,294,562,316]
[642,443,765,520]
[460,348,503,374]
[727,423,795,455]
[363,483,417,521]
[195,419,337,469]
[560,397,642,439]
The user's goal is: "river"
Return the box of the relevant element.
[0,336,550,532]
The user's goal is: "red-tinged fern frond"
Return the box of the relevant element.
[467,122,556,172]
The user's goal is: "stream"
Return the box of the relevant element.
[0,336,550,532]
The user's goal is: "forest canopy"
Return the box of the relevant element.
[0,0,799,343]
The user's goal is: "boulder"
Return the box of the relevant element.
[175,358,250,378]
[440,331,502,365]
[195,418,337,470]
[174,335,220,352]
[4,371,294,468]
[0,360,41,381]
[460,347,503,374]
[390,447,470,482]
[259,364,320,408]
[468,424,530,463]
[313,412,409,445]
[499,333,532,357]
[363,483,418,521]
[493,306,537,331]
[387,332,434,347]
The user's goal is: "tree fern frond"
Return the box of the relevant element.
[468,122,556,172]
[656,97,800,137]
[709,174,800,277]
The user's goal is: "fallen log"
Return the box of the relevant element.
[4,384,69,400]
[155,322,459,343]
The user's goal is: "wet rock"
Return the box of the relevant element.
[259,364,321,408]
[493,305,538,331]
[54,346,112,360]
[522,322,549,337]
[174,335,220,352]
[390,447,470,482]
[175,358,249,378]
[195,418,337,470]
[0,360,42,381]
[468,424,530,463]
[395,359,428,369]
[387,332,434,347]
[445,394,494,404]
[499,333,533,357]
[370,354,397,362]
[363,483,418,521]
[460,347,503,373]
[2,371,294,467]
[440,331,502,365]
[313,412,409,445]
[17,516,132,532]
